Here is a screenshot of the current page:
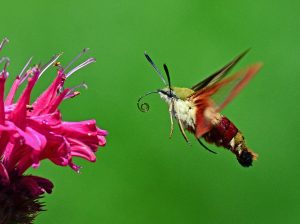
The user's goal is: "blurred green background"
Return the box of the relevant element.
[1,0,300,223]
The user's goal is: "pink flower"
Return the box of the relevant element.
[0,38,107,223]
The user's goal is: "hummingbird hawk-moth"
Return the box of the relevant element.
[138,50,262,167]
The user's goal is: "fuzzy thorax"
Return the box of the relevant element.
[159,88,196,130]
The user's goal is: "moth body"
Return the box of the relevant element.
[139,50,262,167]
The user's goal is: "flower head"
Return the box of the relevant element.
[0,38,107,223]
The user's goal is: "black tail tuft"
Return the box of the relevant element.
[236,150,253,167]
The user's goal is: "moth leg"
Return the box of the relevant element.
[168,102,174,139]
[178,119,190,144]
[196,137,217,154]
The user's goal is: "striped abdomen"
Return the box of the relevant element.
[203,116,257,167]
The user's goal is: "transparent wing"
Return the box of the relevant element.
[212,63,262,111]
[191,63,263,138]
[191,49,250,92]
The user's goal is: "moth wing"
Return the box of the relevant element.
[213,63,262,112]
[190,63,262,138]
[191,49,250,92]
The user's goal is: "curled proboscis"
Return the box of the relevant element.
[137,91,158,113]
[137,100,149,112]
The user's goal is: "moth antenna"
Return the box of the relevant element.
[197,138,217,154]
[163,64,172,91]
[144,52,167,85]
